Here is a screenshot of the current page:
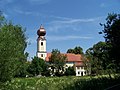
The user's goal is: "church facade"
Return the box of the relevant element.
[36,25,87,76]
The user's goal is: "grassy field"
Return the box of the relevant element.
[0,76,87,90]
[0,75,120,90]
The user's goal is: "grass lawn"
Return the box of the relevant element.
[0,75,120,90]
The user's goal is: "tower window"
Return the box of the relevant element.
[41,54,43,57]
[41,42,43,46]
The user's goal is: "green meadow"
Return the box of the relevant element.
[1,75,120,90]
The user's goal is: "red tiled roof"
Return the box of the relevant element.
[45,53,82,62]
[66,53,82,62]
[75,62,84,67]
[46,53,51,62]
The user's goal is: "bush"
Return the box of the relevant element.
[65,67,76,76]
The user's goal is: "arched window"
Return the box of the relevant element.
[41,42,43,46]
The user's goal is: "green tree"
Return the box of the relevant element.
[100,13,120,72]
[85,41,110,75]
[15,52,29,77]
[49,49,67,76]
[27,56,47,76]
[0,13,27,82]
[0,11,5,27]
[65,67,76,76]
[67,46,83,54]
[67,49,74,53]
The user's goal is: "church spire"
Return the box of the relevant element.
[37,24,46,37]
[36,24,47,60]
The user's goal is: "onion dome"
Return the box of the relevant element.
[37,25,46,36]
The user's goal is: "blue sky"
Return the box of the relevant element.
[0,0,120,60]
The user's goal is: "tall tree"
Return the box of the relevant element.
[49,49,67,76]
[85,41,110,75]
[100,13,120,72]
[0,13,27,82]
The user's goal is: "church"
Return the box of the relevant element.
[36,25,87,76]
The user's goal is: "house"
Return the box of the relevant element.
[75,62,86,76]
[36,25,87,76]
[46,53,87,76]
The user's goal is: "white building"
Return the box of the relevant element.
[75,63,86,76]
[37,25,87,76]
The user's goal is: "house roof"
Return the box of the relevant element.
[45,53,82,62]
[75,62,85,67]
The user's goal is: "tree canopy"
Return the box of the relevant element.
[85,41,110,75]
[49,49,67,76]
[67,46,83,54]
[27,56,47,76]
[85,13,120,75]
[65,66,76,76]
[100,13,120,72]
[0,12,27,82]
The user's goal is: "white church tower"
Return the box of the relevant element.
[36,25,47,60]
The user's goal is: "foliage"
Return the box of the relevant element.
[65,67,76,76]
[0,14,27,82]
[81,54,91,75]
[67,46,83,54]
[67,48,74,53]
[27,56,47,76]
[100,13,120,72]
[49,49,67,76]
[0,11,5,27]
[15,52,29,77]
[85,41,111,75]
[64,75,120,90]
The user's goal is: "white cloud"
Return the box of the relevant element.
[13,8,32,15]
[50,18,95,24]
[47,35,92,41]
[27,35,92,44]
[13,8,46,17]
[46,16,104,32]
[48,15,73,20]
